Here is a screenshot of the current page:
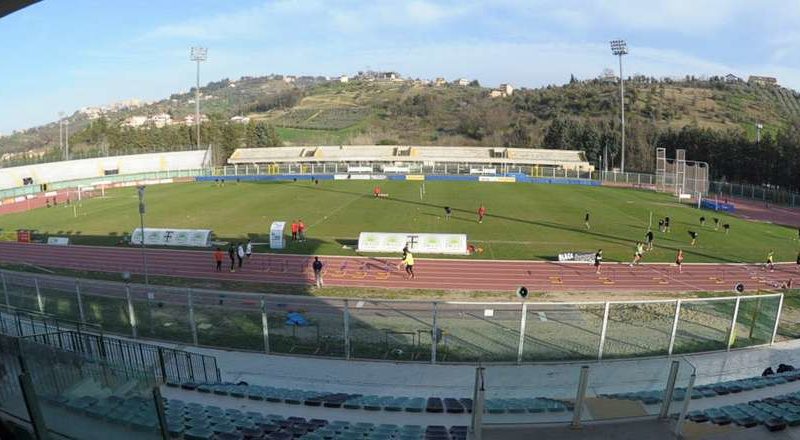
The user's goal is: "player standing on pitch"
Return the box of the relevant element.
[477,204,487,224]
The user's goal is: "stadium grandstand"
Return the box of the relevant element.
[227,145,594,172]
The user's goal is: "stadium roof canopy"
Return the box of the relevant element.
[229,145,594,170]
[0,0,39,19]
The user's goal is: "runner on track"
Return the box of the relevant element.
[245,239,253,259]
[796,251,800,272]
[767,250,775,272]
[676,249,684,273]
[237,242,245,269]
[477,205,487,224]
[312,256,324,288]
[630,242,644,267]
[594,249,603,274]
[400,251,415,279]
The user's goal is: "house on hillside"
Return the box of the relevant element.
[183,114,208,126]
[454,78,470,86]
[283,75,296,84]
[338,75,349,83]
[149,113,172,128]
[725,74,742,83]
[489,84,514,98]
[121,116,147,128]
[748,75,777,86]
[230,116,250,124]
[433,77,447,87]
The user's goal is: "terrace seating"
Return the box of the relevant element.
[48,393,469,439]
[171,381,574,416]
[600,369,800,405]
[174,381,473,413]
[685,390,800,433]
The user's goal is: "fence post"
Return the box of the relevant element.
[673,373,696,437]
[261,297,270,354]
[516,303,528,363]
[75,280,86,323]
[1,271,9,307]
[18,372,49,440]
[157,346,167,383]
[125,283,138,338]
[570,366,590,429]
[431,302,438,364]
[34,278,44,313]
[668,300,681,356]
[597,302,611,360]
[727,297,741,350]
[659,360,680,419]
[153,386,170,440]
[469,367,485,440]
[343,299,351,360]
[187,289,198,346]
[771,294,785,345]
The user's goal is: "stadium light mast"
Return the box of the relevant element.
[58,111,64,157]
[65,118,70,161]
[137,185,149,288]
[610,39,628,173]
[190,47,207,151]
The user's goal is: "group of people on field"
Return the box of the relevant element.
[213,240,253,273]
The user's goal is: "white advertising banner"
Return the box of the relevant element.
[358,232,468,255]
[470,168,497,175]
[383,166,411,173]
[131,228,212,247]
[270,221,286,249]
[478,176,516,183]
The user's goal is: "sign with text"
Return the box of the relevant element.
[358,232,468,255]
[131,228,212,247]
[270,221,286,249]
[47,237,70,246]
[558,252,595,263]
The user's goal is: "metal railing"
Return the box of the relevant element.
[20,330,220,384]
[0,302,220,384]
[0,269,785,365]
[710,181,800,207]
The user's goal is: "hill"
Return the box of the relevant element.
[2,73,800,190]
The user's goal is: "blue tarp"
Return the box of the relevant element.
[701,199,736,213]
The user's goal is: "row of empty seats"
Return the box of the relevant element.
[172,382,472,414]
[601,369,800,405]
[46,392,469,440]
[686,391,800,433]
[171,381,572,415]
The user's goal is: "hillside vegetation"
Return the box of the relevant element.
[2,74,800,190]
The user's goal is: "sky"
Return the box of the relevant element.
[1,0,800,133]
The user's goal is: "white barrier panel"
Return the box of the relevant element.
[383,166,410,173]
[47,237,70,246]
[270,221,286,249]
[358,232,468,255]
[470,168,497,175]
[131,228,212,247]
[334,174,372,180]
[479,176,516,183]
[347,166,373,173]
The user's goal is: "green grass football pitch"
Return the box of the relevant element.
[1,180,797,263]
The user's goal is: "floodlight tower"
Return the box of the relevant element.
[58,111,64,157]
[610,39,628,172]
[190,47,207,150]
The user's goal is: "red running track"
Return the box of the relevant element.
[1,242,798,293]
